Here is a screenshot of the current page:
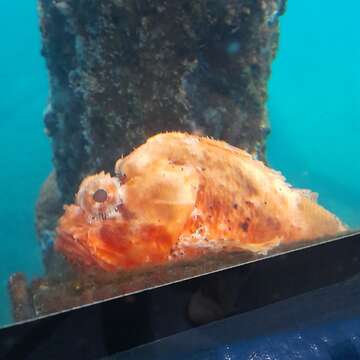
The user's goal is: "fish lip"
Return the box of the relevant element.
[55,229,97,268]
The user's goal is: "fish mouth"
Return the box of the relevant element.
[54,203,102,269]
[55,197,178,271]
[55,229,97,269]
[54,203,136,271]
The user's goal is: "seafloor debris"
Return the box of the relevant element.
[56,132,345,272]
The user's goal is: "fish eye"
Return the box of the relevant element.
[93,188,108,203]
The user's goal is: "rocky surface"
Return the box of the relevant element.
[9,0,288,323]
[35,172,71,276]
[35,172,62,239]
[38,0,286,202]
[8,273,35,322]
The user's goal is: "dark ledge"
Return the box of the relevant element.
[2,231,360,359]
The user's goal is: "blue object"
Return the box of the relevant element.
[210,318,360,360]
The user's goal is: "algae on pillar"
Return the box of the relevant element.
[38,0,286,202]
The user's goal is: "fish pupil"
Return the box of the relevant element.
[93,189,108,203]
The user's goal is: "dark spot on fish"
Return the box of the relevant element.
[169,159,186,166]
[233,203,238,209]
[240,222,249,232]
[118,172,127,183]
[93,189,108,203]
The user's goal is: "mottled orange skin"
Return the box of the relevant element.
[56,132,346,271]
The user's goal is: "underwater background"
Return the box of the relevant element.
[0,0,359,328]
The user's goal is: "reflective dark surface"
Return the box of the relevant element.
[1,231,360,359]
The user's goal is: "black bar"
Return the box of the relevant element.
[1,232,360,359]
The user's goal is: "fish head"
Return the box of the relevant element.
[55,170,177,271]
[55,159,199,271]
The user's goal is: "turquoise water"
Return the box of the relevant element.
[0,0,359,327]
[267,0,360,228]
[0,1,50,325]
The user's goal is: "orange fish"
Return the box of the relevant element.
[56,132,346,271]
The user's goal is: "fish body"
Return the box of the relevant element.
[56,132,346,271]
